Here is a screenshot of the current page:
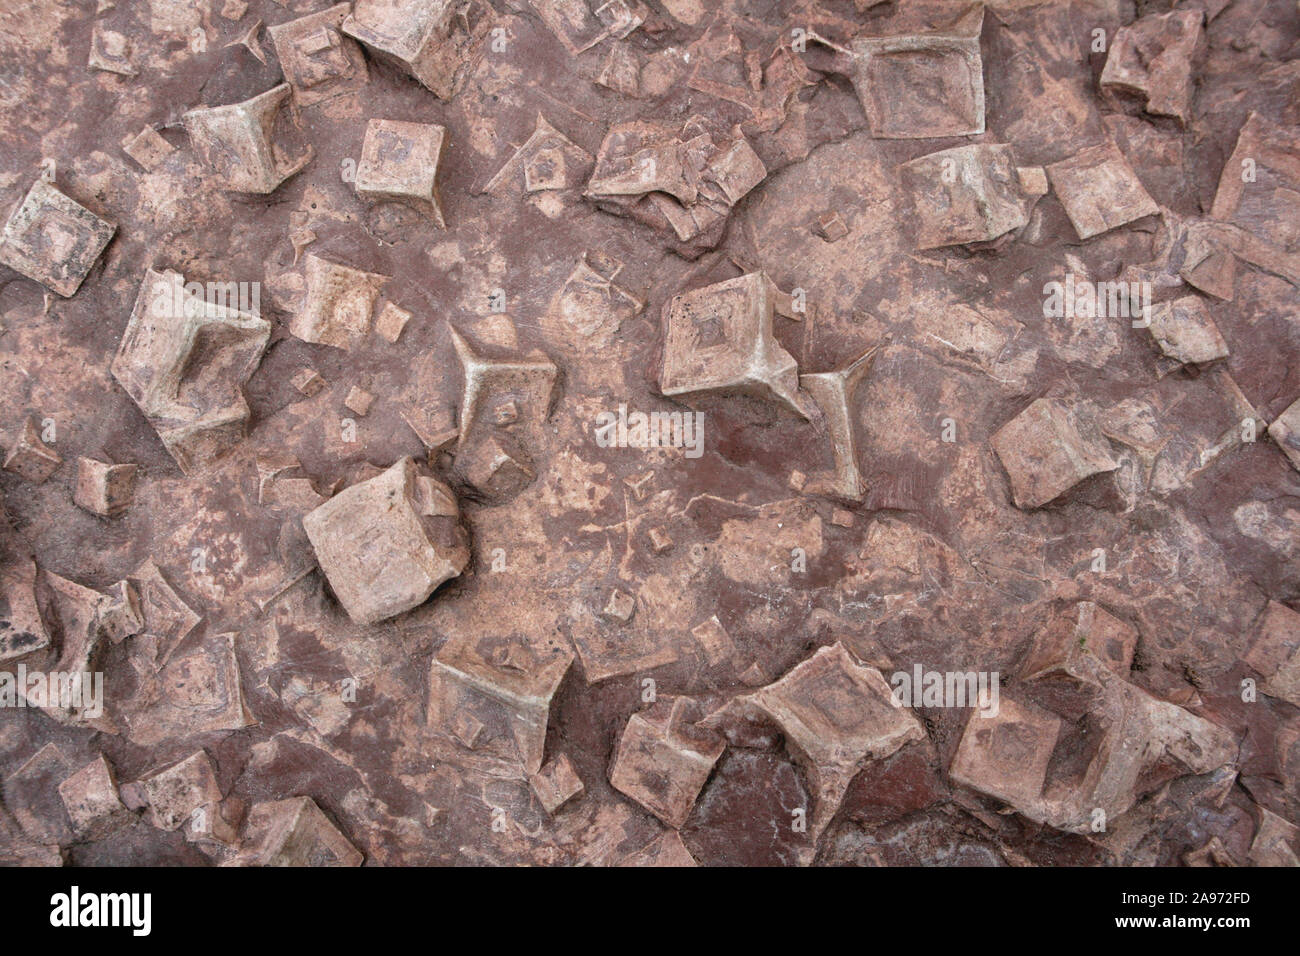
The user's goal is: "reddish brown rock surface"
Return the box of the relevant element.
[0,0,1297,869]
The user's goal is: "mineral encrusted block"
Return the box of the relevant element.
[267,4,368,107]
[991,399,1119,509]
[1268,396,1300,472]
[73,458,137,517]
[849,11,985,139]
[609,698,724,828]
[1244,601,1300,708]
[529,754,584,815]
[4,417,62,484]
[0,181,115,297]
[356,119,448,226]
[302,458,469,624]
[1046,143,1159,240]
[1145,295,1229,365]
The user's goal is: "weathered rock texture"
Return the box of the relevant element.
[0,0,1296,870]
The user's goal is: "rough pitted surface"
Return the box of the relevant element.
[0,0,1298,868]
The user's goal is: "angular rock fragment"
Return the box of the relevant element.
[814,211,848,242]
[228,796,362,866]
[1046,143,1159,241]
[1177,221,1238,300]
[0,557,51,665]
[255,453,301,505]
[849,7,985,139]
[1112,373,1261,497]
[1021,602,1138,682]
[529,753,584,815]
[288,219,315,263]
[1100,10,1202,124]
[343,386,374,417]
[128,558,199,664]
[601,588,635,623]
[659,272,811,416]
[610,697,724,829]
[374,302,411,343]
[900,144,1045,250]
[343,0,491,100]
[1210,111,1300,283]
[1268,395,1300,473]
[428,633,573,774]
[3,744,78,846]
[264,476,333,513]
[690,615,736,667]
[126,633,256,745]
[58,754,128,839]
[702,643,923,836]
[457,435,535,497]
[449,328,558,500]
[952,656,1236,833]
[1248,807,1300,867]
[598,42,640,95]
[289,254,388,350]
[30,572,120,730]
[182,84,314,193]
[1244,600,1300,708]
[0,180,115,297]
[991,398,1119,509]
[483,114,593,198]
[683,21,808,118]
[140,750,233,843]
[569,608,680,684]
[22,570,139,728]
[3,416,62,484]
[1144,295,1229,365]
[615,830,698,867]
[72,457,137,517]
[303,458,469,625]
[111,268,270,475]
[1184,836,1236,867]
[121,127,175,172]
[267,4,368,107]
[529,0,645,55]
[402,404,457,456]
[291,366,324,396]
[589,0,647,38]
[586,117,766,257]
[225,17,269,64]
[647,527,672,554]
[800,346,878,500]
[96,579,142,646]
[950,695,1061,813]
[450,711,484,748]
[356,119,447,226]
